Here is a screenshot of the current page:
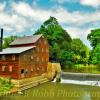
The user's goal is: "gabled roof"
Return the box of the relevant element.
[10,34,43,46]
[0,46,36,54]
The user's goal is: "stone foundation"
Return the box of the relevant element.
[11,73,49,91]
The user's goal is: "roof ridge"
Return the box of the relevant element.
[10,34,43,46]
[17,34,42,38]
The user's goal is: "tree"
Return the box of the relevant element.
[87,29,100,65]
[35,16,72,68]
[90,43,100,64]
[3,36,17,48]
[71,38,90,64]
[87,29,100,48]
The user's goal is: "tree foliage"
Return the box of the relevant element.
[90,43,100,64]
[35,16,90,68]
[35,16,72,68]
[71,38,90,64]
[87,29,100,48]
[3,36,17,48]
[87,29,100,65]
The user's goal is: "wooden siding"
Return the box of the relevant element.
[18,36,49,79]
[0,35,49,79]
[35,36,49,74]
[19,48,36,78]
[0,54,19,79]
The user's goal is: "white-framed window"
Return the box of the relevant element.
[23,55,26,60]
[44,40,47,45]
[42,48,44,52]
[9,65,12,72]
[12,55,16,60]
[37,47,39,52]
[0,55,6,60]
[2,65,6,71]
[2,55,6,60]
[39,39,41,43]
[37,57,39,62]
[46,49,48,53]
[31,56,33,60]
[36,67,40,71]
[46,58,48,62]
[42,58,44,62]
[31,68,33,72]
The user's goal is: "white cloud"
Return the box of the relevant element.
[12,2,51,22]
[0,2,35,35]
[0,2,6,11]
[51,0,100,8]
[12,2,100,26]
[66,27,92,48]
[0,1,100,48]
[0,2,99,33]
[0,12,33,33]
[80,0,100,7]
[54,8,100,26]
[66,27,90,38]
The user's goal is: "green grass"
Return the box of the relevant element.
[1,82,100,100]
[0,77,13,96]
[63,64,100,74]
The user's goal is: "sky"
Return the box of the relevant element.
[0,0,100,48]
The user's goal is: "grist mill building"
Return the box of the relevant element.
[0,29,49,79]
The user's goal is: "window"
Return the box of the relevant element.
[42,58,44,62]
[25,69,28,74]
[9,65,12,72]
[42,48,44,52]
[31,68,33,72]
[12,55,16,60]
[31,56,33,60]
[46,49,48,53]
[37,47,39,52]
[2,55,6,60]
[2,66,6,71]
[37,57,39,62]
[0,56,1,60]
[23,55,27,61]
[21,69,24,74]
[46,58,48,62]
[36,67,40,71]
[44,40,47,45]
[21,69,25,78]
[39,39,41,43]
[0,55,6,60]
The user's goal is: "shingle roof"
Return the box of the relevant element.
[10,34,43,46]
[0,46,36,54]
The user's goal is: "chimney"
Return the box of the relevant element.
[0,28,3,52]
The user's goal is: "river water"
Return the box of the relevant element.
[1,82,100,100]
[1,72,100,100]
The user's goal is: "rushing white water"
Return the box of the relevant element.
[53,78,100,86]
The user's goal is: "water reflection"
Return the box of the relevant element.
[1,82,100,100]
[82,92,91,100]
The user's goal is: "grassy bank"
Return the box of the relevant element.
[63,64,100,74]
[0,77,13,96]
